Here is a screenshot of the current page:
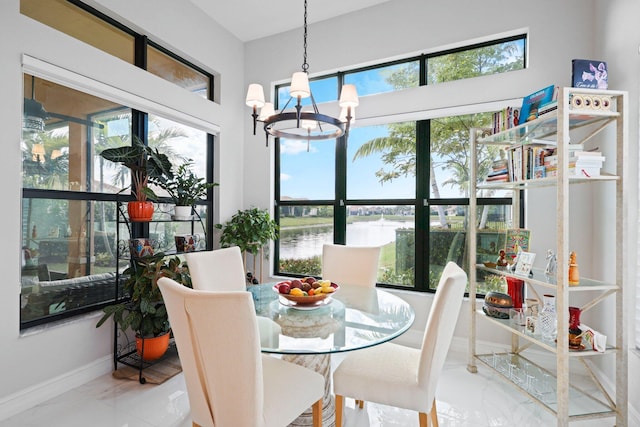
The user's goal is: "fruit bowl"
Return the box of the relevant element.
[273,278,339,305]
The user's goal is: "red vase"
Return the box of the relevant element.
[506,277,524,309]
[569,306,582,330]
[127,201,154,222]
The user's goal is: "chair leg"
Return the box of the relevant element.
[335,395,344,427]
[312,398,323,427]
[430,399,439,427]
[419,412,429,427]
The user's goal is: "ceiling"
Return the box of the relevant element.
[190,0,394,42]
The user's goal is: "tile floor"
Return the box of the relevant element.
[0,349,616,427]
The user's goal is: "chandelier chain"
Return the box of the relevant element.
[302,0,308,73]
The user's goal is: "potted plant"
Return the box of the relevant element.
[216,208,279,282]
[156,160,218,219]
[99,136,173,222]
[96,253,192,361]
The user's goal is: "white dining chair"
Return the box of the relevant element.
[332,261,467,427]
[184,246,246,291]
[158,277,324,427]
[321,243,381,287]
[185,246,281,347]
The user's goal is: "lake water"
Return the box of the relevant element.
[279,218,413,259]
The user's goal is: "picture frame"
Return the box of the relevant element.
[514,251,536,277]
[505,228,531,261]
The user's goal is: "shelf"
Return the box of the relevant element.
[478,103,621,146]
[476,265,619,291]
[478,173,619,190]
[476,310,617,356]
[475,353,615,419]
[468,88,627,426]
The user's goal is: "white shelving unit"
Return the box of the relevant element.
[466,88,628,426]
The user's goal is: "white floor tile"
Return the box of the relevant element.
[0,349,616,426]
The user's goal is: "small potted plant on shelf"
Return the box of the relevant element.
[216,207,279,282]
[156,159,218,219]
[96,253,191,361]
[99,136,173,222]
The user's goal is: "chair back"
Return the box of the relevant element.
[321,244,381,287]
[417,262,467,403]
[156,277,213,427]
[185,246,246,291]
[158,277,264,427]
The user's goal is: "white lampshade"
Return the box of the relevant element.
[339,107,355,123]
[339,84,359,108]
[246,84,265,108]
[258,102,275,121]
[290,72,311,98]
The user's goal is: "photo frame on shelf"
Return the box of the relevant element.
[505,228,530,262]
[514,251,536,277]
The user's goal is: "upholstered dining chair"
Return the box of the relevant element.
[332,261,467,427]
[184,246,246,291]
[321,243,381,287]
[157,277,324,427]
[185,246,281,348]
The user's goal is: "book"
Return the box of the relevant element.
[572,59,608,90]
[505,229,531,261]
[520,85,558,123]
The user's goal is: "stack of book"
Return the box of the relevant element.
[570,150,605,177]
[543,149,605,177]
[486,159,509,182]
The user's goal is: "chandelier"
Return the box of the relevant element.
[245,0,359,149]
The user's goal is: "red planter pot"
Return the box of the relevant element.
[127,201,154,222]
[136,332,170,361]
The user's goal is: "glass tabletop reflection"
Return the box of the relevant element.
[248,282,415,355]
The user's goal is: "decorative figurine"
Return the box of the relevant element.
[496,249,508,267]
[544,249,557,276]
[568,251,580,285]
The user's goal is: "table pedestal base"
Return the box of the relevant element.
[283,354,335,427]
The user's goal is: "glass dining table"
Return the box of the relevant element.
[248,282,415,427]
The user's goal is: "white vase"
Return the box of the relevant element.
[174,205,192,218]
[539,294,557,341]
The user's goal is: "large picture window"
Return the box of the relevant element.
[274,35,525,292]
[20,73,214,329]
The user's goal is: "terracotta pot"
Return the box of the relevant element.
[136,332,170,361]
[128,201,154,222]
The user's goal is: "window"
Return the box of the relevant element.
[274,35,524,292]
[21,0,213,99]
[427,36,526,84]
[345,60,419,96]
[21,73,214,329]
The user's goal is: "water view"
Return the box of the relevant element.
[279,217,413,260]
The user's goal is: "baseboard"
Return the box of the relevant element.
[0,355,112,422]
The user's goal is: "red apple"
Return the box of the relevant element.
[291,279,303,289]
[278,283,291,294]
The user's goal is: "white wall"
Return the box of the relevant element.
[0,0,245,418]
